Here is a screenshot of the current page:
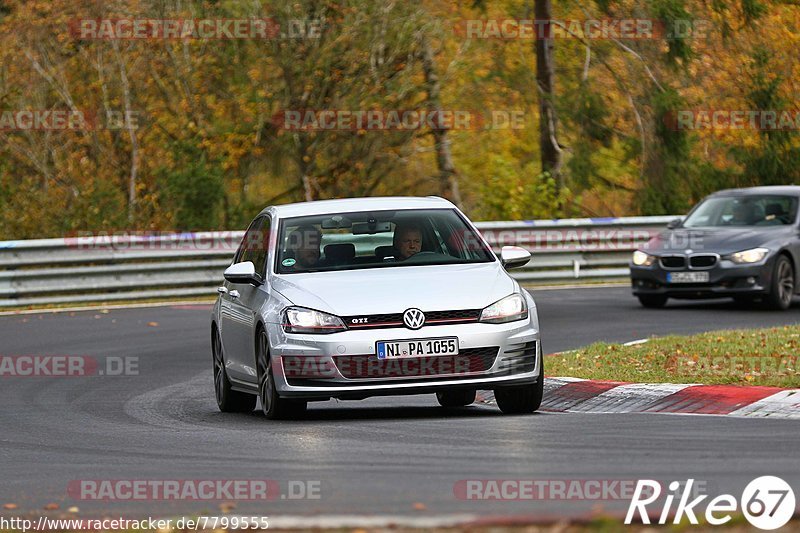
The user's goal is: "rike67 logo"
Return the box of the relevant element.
[626,476,795,530]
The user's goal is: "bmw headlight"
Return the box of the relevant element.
[632,250,656,266]
[282,307,347,334]
[480,293,528,324]
[730,247,769,264]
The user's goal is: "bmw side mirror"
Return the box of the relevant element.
[224,261,262,286]
[667,217,683,230]
[500,246,531,270]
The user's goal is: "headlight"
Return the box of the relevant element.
[730,247,769,264]
[480,293,528,324]
[632,250,656,266]
[282,307,347,334]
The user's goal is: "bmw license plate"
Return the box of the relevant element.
[376,337,458,359]
[667,272,709,283]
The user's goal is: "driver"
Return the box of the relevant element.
[286,225,322,268]
[730,202,753,225]
[393,223,423,260]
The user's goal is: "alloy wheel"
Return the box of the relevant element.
[778,260,794,306]
[257,331,274,415]
[213,332,225,405]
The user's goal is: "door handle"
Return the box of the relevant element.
[217,286,228,294]
[229,290,240,299]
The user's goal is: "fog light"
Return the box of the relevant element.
[747,277,756,285]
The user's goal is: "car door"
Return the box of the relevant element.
[220,215,271,384]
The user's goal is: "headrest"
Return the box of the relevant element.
[324,243,356,262]
[765,203,785,217]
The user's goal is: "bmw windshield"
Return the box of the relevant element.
[682,195,799,228]
[275,208,495,274]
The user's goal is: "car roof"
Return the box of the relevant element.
[709,185,800,197]
[262,196,456,218]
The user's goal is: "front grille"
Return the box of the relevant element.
[333,347,499,379]
[689,254,717,269]
[425,309,482,322]
[343,313,404,328]
[342,309,481,330]
[660,256,686,269]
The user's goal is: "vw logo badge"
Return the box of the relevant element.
[403,308,425,330]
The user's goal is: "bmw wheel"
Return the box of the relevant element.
[212,328,256,413]
[765,255,794,310]
[256,329,307,420]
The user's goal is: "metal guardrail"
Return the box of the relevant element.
[0,216,676,308]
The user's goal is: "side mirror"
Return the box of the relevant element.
[500,246,531,270]
[224,261,262,286]
[667,217,683,230]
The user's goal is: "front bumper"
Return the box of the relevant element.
[630,257,773,299]
[266,319,540,400]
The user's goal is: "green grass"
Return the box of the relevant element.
[547,325,800,388]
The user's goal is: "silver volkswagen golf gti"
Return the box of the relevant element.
[211,197,543,419]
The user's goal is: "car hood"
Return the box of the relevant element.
[645,227,793,256]
[270,262,515,316]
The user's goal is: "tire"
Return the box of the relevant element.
[494,353,544,415]
[637,294,668,308]
[436,389,476,407]
[256,329,307,420]
[212,328,256,413]
[764,255,794,310]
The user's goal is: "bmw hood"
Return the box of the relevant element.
[270,262,517,316]
[645,227,793,256]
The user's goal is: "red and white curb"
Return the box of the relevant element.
[478,378,800,418]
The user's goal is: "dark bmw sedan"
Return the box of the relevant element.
[630,186,800,310]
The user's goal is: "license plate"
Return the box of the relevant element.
[376,337,458,359]
[667,271,709,283]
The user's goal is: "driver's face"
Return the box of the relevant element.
[296,244,320,267]
[291,232,321,267]
[732,204,749,221]
[397,230,421,260]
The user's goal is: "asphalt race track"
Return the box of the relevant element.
[1,286,799,522]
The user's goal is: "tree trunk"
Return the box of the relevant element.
[113,41,138,223]
[420,36,462,207]
[534,0,563,196]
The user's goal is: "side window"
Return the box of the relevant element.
[236,216,270,277]
[251,217,271,276]
[234,218,260,264]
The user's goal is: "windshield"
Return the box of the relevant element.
[682,195,799,228]
[275,208,495,274]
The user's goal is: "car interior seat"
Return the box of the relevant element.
[323,243,356,265]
